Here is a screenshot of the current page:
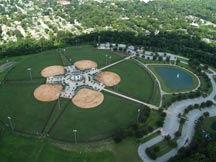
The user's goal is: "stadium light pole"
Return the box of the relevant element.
[27,68,32,81]
[109,56,112,64]
[105,55,108,65]
[137,109,140,123]
[57,93,61,109]
[8,116,14,131]
[73,129,78,144]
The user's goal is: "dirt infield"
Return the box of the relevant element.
[34,84,62,102]
[95,71,121,87]
[74,60,98,71]
[41,66,64,78]
[72,88,104,108]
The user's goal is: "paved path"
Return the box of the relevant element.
[99,55,135,71]
[103,88,159,110]
[0,61,16,73]
[138,70,216,162]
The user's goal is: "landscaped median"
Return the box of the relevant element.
[148,64,200,93]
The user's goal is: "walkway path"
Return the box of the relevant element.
[0,61,16,73]
[103,88,159,110]
[138,70,216,162]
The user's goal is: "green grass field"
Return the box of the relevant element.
[0,130,145,162]
[5,52,62,81]
[107,60,160,105]
[148,64,199,93]
[0,131,115,162]
[1,46,158,142]
[202,116,216,135]
[50,92,142,142]
[63,46,126,67]
[0,83,55,134]
[0,45,165,161]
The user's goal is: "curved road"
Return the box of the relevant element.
[138,71,216,162]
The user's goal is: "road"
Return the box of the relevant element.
[138,69,216,162]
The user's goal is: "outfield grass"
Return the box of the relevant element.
[5,52,62,81]
[50,92,142,142]
[148,64,199,93]
[63,46,126,68]
[0,131,115,162]
[107,60,160,105]
[0,83,55,134]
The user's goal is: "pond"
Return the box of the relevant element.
[155,66,193,90]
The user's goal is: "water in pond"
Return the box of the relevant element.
[155,67,193,90]
[211,121,216,131]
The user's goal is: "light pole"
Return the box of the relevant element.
[63,49,66,55]
[73,129,77,144]
[57,93,61,109]
[105,55,108,65]
[27,68,32,81]
[8,116,14,131]
[109,56,112,64]
[137,109,140,123]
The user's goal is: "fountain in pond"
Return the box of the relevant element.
[177,74,180,78]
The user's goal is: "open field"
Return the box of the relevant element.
[0,83,55,134]
[1,46,158,142]
[5,53,62,81]
[50,92,142,142]
[63,46,126,67]
[0,131,115,162]
[107,60,160,105]
[148,64,199,93]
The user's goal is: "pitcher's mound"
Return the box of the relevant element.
[34,84,62,102]
[41,65,64,77]
[95,71,121,87]
[74,60,97,71]
[72,88,104,108]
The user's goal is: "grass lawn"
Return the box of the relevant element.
[0,83,54,134]
[202,116,216,135]
[5,52,62,81]
[139,131,160,143]
[107,60,160,105]
[162,94,173,108]
[148,64,199,93]
[50,92,143,142]
[140,110,162,130]
[112,137,142,162]
[0,131,115,162]
[63,46,126,68]
[148,140,173,158]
